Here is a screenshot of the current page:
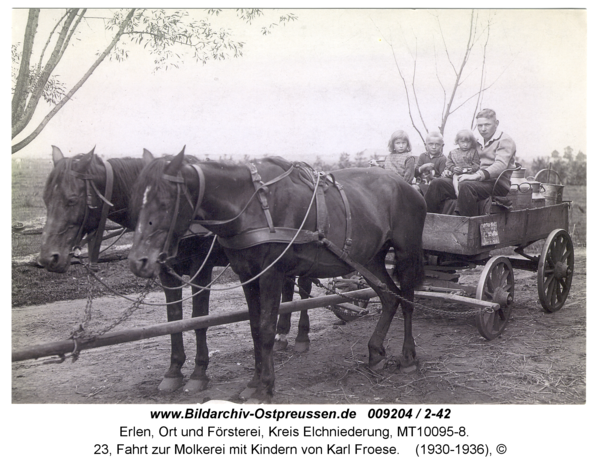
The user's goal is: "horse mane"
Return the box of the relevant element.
[256,156,294,171]
[107,157,145,199]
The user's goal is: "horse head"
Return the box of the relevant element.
[39,146,109,272]
[129,147,202,278]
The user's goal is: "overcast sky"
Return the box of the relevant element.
[11,7,587,162]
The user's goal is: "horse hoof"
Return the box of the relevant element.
[273,339,288,351]
[158,377,184,392]
[369,358,387,372]
[294,341,310,353]
[183,378,209,394]
[239,387,256,401]
[245,398,263,404]
[397,357,418,372]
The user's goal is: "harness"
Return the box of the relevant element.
[69,158,114,271]
[160,161,389,291]
[158,166,207,263]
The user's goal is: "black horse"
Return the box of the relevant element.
[38,147,312,393]
[129,148,426,402]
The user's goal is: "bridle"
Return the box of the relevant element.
[157,164,205,263]
[69,157,114,270]
[157,162,294,263]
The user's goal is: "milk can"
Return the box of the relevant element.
[508,182,532,210]
[534,169,564,206]
[528,180,546,208]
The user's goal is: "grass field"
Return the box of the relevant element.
[11,157,587,260]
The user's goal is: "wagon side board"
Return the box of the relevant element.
[422,203,569,256]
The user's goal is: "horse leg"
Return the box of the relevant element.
[274,278,294,351]
[243,271,284,403]
[364,252,403,370]
[183,264,213,393]
[294,277,312,353]
[157,268,186,392]
[240,279,263,397]
[394,252,421,368]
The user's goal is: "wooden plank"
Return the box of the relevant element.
[12,283,501,363]
[12,288,377,363]
[423,203,569,256]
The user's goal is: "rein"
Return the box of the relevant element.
[158,163,294,263]
[158,163,322,289]
[193,164,295,229]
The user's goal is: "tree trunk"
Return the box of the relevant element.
[12,9,39,128]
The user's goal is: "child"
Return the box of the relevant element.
[415,131,447,183]
[443,129,480,196]
[383,130,415,184]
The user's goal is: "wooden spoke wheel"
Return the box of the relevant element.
[328,275,371,323]
[537,229,574,313]
[475,256,515,340]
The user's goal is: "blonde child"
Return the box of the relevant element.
[383,130,415,184]
[443,129,480,196]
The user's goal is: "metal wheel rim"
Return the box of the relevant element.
[475,256,514,340]
[537,229,574,313]
[328,277,370,323]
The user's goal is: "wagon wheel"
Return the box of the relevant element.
[475,256,514,340]
[537,229,574,313]
[327,275,371,323]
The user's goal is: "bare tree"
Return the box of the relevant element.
[377,10,516,144]
[11,8,297,154]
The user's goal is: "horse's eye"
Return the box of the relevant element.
[66,198,78,207]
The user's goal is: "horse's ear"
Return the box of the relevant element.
[75,147,97,173]
[142,149,154,165]
[51,146,64,166]
[165,146,186,175]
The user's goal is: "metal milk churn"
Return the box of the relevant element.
[528,178,546,208]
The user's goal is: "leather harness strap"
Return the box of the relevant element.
[88,159,114,270]
[334,180,353,253]
[69,158,115,271]
[248,163,276,233]
[315,178,328,239]
[160,162,365,282]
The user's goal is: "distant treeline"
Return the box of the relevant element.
[311,148,586,186]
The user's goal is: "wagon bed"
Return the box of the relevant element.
[423,202,569,258]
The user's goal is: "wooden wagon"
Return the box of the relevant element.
[330,200,573,341]
[420,200,572,339]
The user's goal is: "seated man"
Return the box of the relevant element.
[424,109,516,216]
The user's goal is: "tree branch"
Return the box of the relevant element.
[57,9,86,64]
[12,9,136,154]
[36,10,70,73]
[371,17,425,144]
[433,41,447,125]
[471,18,491,127]
[435,12,457,76]
[411,38,429,134]
[391,44,425,144]
[439,9,476,135]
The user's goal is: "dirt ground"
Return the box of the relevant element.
[12,248,586,405]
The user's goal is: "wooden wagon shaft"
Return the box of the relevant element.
[12,288,499,363]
